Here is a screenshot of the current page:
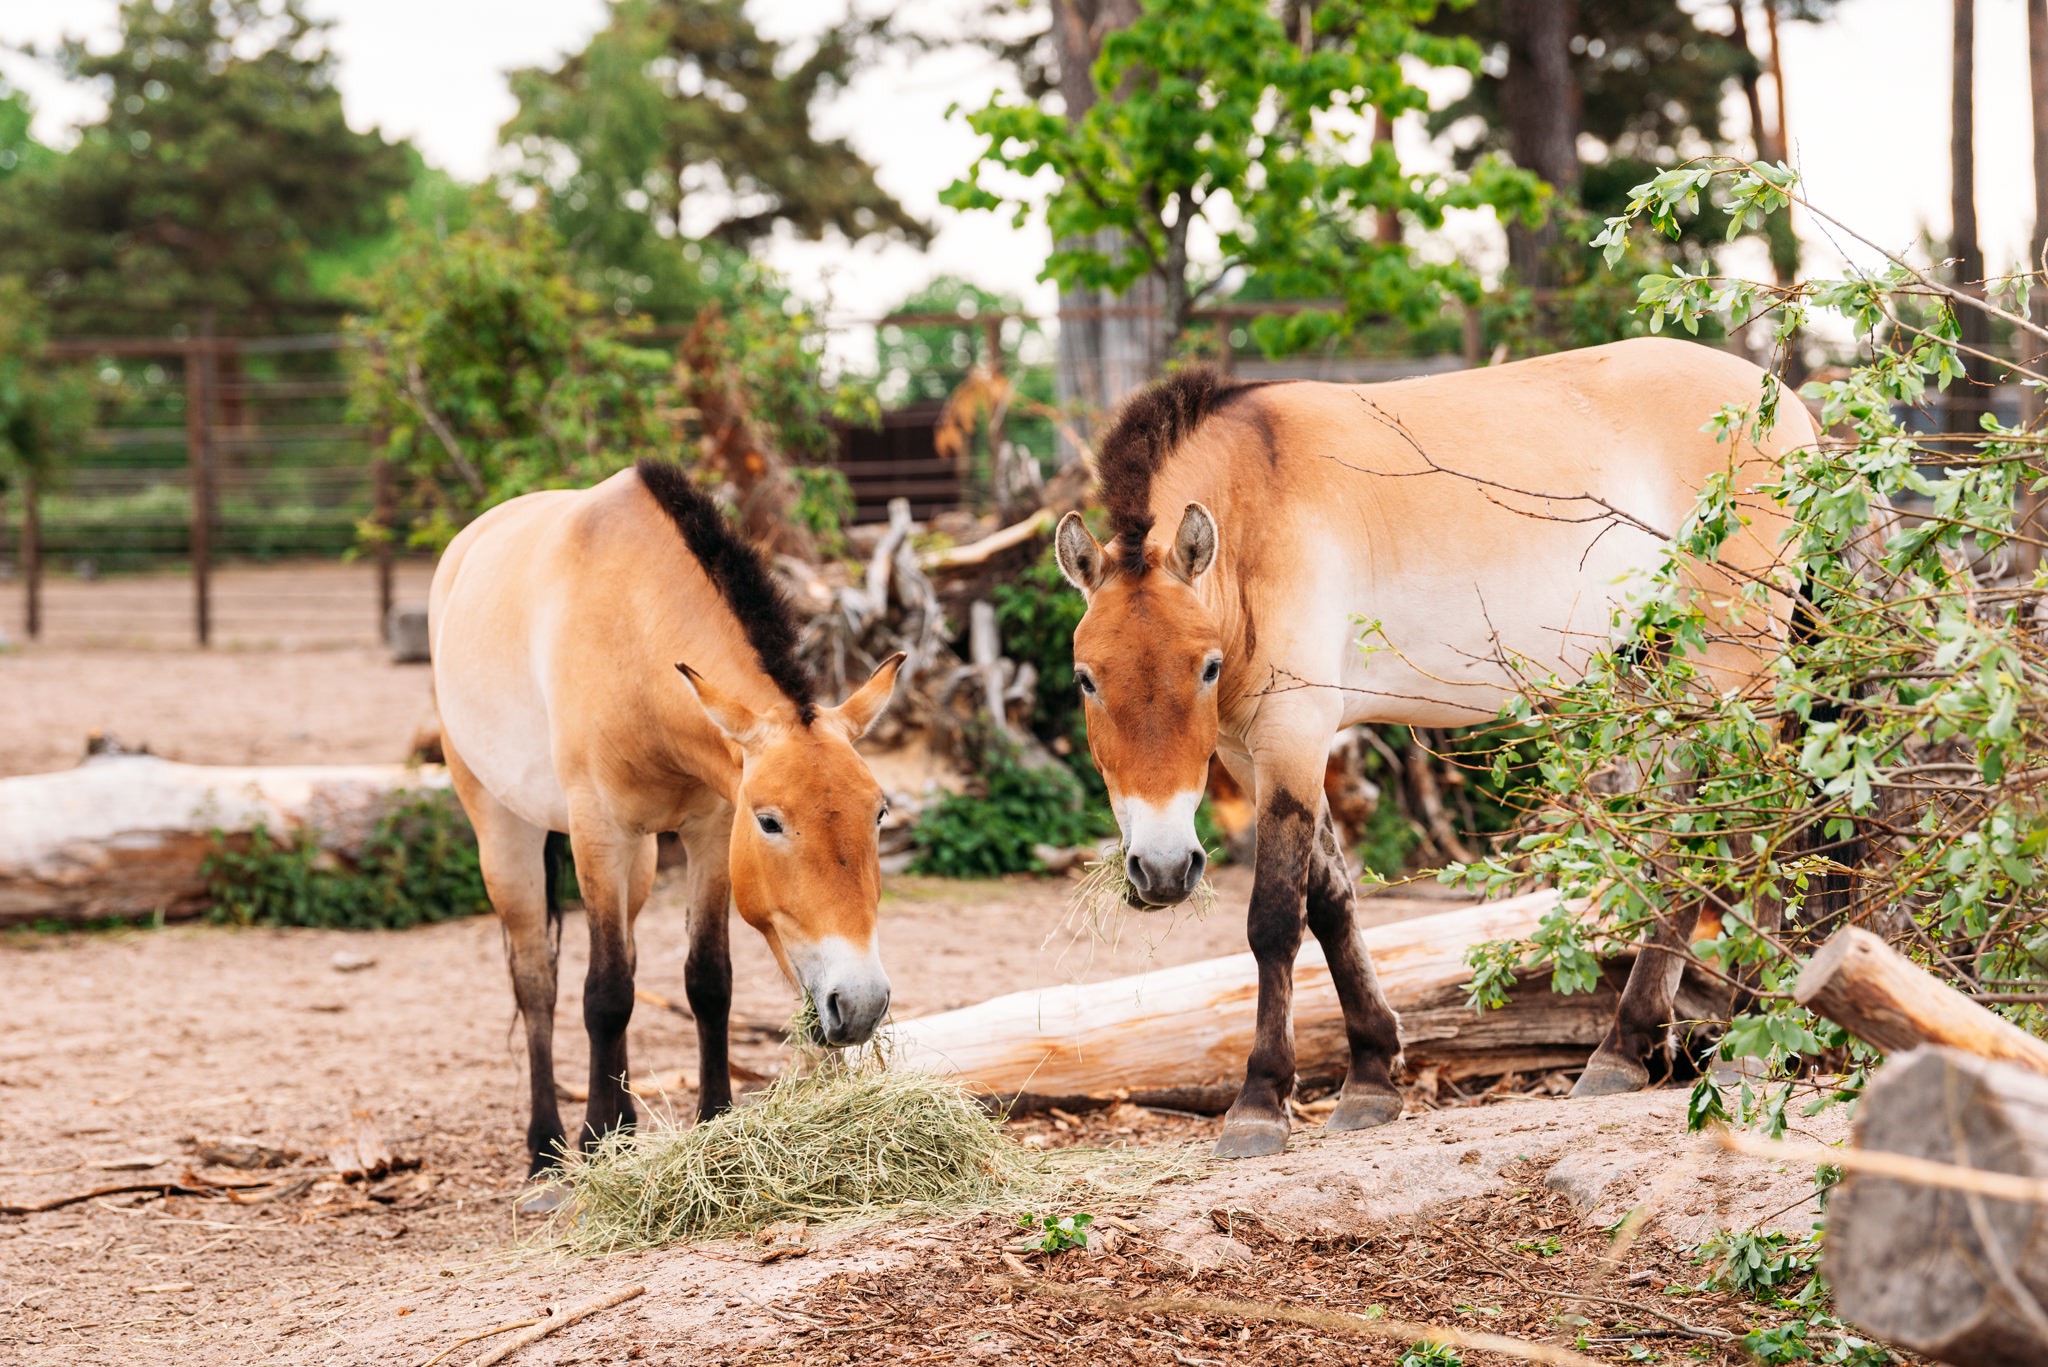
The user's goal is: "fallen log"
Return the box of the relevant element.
[1793,927,2048,1075]
[1828,1048,2048,1367]
[0,755,449,925]
[885,891,1619,1111]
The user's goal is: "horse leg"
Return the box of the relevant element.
[567,818,653,1149]
[445,746,564,1180]
[1573,902,1698,1097]
[676,808,735,1122]
[1303,803,1405,1131]
[1214,741,1327,1160]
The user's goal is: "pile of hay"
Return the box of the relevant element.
[552,1052,1181,1254]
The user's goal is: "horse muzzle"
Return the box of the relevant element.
[792,938,892,1046]
[1126,846,1207,908]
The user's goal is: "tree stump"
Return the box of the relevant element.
[1828,1048,2048,1367]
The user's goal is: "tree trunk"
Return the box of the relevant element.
[1792,927,2048,1075]
[1951,0,1994,433]
[885,891,1626,1111]
[2017,0,2048,578]
[1050,0,1163,451]
[0,756,452,925]
[1499,0,1581,288]
[1827,1048,2048,1367]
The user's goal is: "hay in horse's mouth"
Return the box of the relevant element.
[1065,846,1219,938]
[547,1046,1188,1253]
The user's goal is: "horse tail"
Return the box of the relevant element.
[541,830,570,957]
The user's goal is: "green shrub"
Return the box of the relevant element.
[202,788,489,930]
[911,753,1116,879]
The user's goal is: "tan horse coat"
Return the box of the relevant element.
[431,461,900,1188]
[1056,337,1814,1155]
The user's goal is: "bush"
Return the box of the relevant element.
[911,751,1116,879]
[1454,158,2048,1127]
[202,788,489,930]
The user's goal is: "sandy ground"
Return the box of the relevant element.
[0,633,1878,1365]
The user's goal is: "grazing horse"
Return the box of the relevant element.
[431,459,903,1196]
[1053,337,1812,1157]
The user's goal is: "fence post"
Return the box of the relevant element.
[184,328,215,647]
[372,435,394,633]
[22,471,40,641]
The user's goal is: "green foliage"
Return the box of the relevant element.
[1452,158,2048,1115]
[790,466,855,557]
[202,789,489,931]
[911,749,1117,878]
[346,207,675,547]
[0,278,92,490]
[502,0,925,321]
[943,0,1543,352]
[0,0,411,328]
[1698,1229,1820,1298]
[991,549,1092,752]
[1398,1343,1463,1367]
[1016,1210,1093,1253]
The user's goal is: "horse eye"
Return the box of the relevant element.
[1077,671,1097,697]
[876,803,889,826]
[756,813,784,836]
[1202,657,1222,684]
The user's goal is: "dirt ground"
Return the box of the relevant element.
[0,891,1853,1367]
[0,638,1872,1365]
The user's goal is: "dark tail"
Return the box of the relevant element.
[1783,580,1861,932]
[542,831,570,954]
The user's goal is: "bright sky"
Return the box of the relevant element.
[1,0,2038,329]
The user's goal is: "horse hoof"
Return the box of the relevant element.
[516,1181,570,1217]
[1570,1056,1650,1098]
[1213,1117,1289,1160]
[1325,1088,1404,1132]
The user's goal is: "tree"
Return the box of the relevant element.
[944,0,1542,372]
[1950,0,1992,432]
[0,278,91,495]
[502,0,927,319]
[0,0,411,331]
[1430,0,1753,284]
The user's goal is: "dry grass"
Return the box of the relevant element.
[1052,847,1220,958]
[550,1046,1193,1254]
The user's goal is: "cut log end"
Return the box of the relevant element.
[1828,1048,2048,1367]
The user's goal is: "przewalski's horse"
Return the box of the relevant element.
[1054,337,1811,1157]
[431,459,903,1194]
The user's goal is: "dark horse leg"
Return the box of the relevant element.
[1304,803,1405,1131]
[567,821,657,1149]
[676,807,736,1122]
[1215,740,1401,1158]
[1572,902,1698,1096]
[446,747,566,1192]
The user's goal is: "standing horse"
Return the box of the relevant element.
[1053,337,1811,1157]
[431,459,903,1198]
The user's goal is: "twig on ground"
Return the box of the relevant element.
[0,1181,213,1215]
[1011,1280,1608,1367]
[469,1285,645,1366]
[411,1317,542,1367]
[1715,1128,2048,1205]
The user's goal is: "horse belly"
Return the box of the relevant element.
[1334,516,1665,728]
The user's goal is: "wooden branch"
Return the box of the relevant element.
[1792,928,2048,1075]
[0,756,451,925]
[885,892,1608,1109]
[1827,1048,2048,1367]
[921,509,1053,573]
[470,1285,646,1366]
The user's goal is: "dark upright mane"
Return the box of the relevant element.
[1095,367,1272,576]
[635,458,818,725]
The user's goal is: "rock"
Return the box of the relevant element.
[386,605,431,664]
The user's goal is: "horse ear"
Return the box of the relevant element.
[1055,512,1106,595]
[675,662,767,749]
[828,652,905,740]
[1167,502,1218,583]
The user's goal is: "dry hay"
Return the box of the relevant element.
[1049,846,1219,960]
[551,1044,1190,1254]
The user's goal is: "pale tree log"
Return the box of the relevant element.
[1828,1048,2048,1367]
[1792,927,2048,1076]
[0,755,449,925]
[885,891,1619,1111]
